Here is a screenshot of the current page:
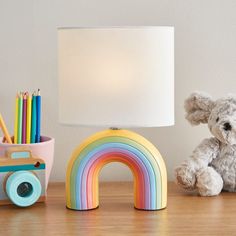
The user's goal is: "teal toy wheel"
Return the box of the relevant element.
[6,171,42,207]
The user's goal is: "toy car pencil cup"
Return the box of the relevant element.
[0,147,46,207]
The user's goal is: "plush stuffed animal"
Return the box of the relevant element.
[175,91,236,196]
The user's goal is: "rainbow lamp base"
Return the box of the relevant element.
[66,129,167,211]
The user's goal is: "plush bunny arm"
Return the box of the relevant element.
[175,137,220,190]
[188,137,220,171]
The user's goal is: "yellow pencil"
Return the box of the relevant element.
[0,113,12,144]
[14,94,19,144]
[26,93,32,144]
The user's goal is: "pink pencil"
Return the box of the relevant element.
[22,93,27,144]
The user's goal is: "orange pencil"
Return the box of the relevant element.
[0,113,12,144]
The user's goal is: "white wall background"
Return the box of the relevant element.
[0,0,236,182]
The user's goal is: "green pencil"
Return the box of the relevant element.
[31,92,37,143]
[17,92,23,144]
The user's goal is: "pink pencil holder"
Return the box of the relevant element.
[0,136,54,188]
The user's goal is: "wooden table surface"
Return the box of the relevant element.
[0,182,235,235]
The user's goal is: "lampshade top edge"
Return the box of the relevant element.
[57,26,174,30]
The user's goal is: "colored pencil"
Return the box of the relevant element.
[0,113,12,144]
[36,89,41,143]
[22,93,27,144]
[26,93,32,144]
[31,92,37,143]
[14,94,19,144]
[17,93,23,144]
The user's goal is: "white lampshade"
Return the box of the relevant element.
[58,27,174,127]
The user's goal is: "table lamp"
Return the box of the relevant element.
[58,27,174,211]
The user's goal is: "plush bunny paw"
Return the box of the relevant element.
[175,165,196,190]
[196,167,223,196]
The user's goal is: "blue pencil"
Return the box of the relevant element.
[36,89,41,143]
[31,92,37,143]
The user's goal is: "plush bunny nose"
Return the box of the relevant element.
[223,122,232,131]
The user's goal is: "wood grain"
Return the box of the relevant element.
[0,182,235,235]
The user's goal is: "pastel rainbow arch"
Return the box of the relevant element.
[66,129,167,211]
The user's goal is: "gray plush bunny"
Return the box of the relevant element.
[175,91,236,196]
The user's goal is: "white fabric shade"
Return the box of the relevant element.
[58,27,174,127]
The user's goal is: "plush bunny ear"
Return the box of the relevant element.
[185,91,215,125]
